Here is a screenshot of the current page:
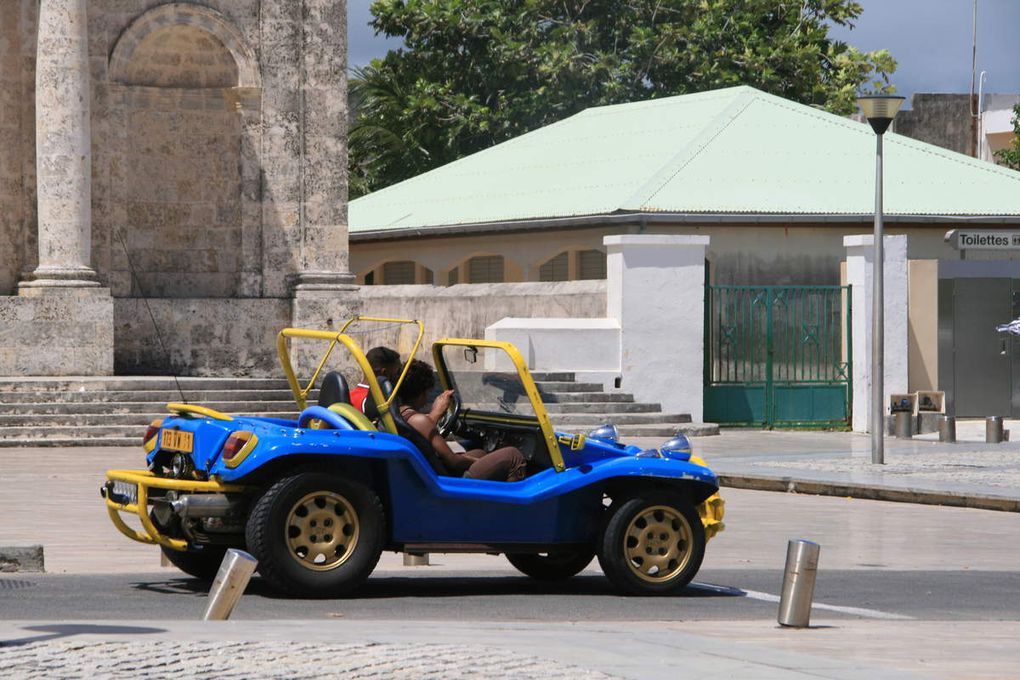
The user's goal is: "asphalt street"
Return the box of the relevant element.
[1,568,1017,622]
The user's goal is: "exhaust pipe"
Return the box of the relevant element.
[170,494,241,518]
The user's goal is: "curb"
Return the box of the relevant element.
[0,545,45,572]
[717,473,1020,513]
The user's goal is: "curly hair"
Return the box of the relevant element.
[396,358,436,403]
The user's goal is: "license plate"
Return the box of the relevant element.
[161,429,194,453]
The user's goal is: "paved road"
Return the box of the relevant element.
[2,568,1017,622]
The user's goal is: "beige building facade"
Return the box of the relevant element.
[0,0,355,376]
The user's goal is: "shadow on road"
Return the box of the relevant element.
[130,573,747,601]
[1,624,165,648]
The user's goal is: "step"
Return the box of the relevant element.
[613,423,720,437]
[0,400,300,415]
[549,413,689,427]
[533,381,605,393]
[0,389,304,404]
[540,392,634,404]
[0,436,140,448]
[0,411,299,428]
[0,377,293,393]
[527,372,576,382]
[540,402,661,415]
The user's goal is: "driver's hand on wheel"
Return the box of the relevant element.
[429,389,455,424]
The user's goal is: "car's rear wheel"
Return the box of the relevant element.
[159,544,227,581]
[506,548,595,581]
[597,492,705,595]
[246,472,384,596]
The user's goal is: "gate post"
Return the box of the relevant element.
[844,235,909,433]
[605,235,709,419]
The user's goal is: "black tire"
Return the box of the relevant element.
[597,492,705,595]
[159,545,227,581]
[245,471,385,597]
[506,548,595,581]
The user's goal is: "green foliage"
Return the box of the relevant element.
[349,0,897,197]
[994,103,1020,171]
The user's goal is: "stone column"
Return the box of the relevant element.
[287,0,359,337]
[844,234,909,432]
[291,0,355,294]
[606,235,709,419]
[20,0,99,291]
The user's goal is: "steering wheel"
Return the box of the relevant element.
[436,391,463,438]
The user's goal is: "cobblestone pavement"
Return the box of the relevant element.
[0,640,618,679]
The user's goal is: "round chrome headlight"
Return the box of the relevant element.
[660,433,692,460]
[587,422,619,443]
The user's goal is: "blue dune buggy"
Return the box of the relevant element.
[103,317,724,596]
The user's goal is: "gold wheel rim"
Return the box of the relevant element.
[623,504,693,583]
[285,491,359,571]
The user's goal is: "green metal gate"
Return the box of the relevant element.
[703,285,852,428]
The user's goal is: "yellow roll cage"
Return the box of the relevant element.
[276,316,427,436]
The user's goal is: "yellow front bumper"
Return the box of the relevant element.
[103,469,248,551]
[698,493,726,540]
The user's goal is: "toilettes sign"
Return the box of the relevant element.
[946,230,1020,250]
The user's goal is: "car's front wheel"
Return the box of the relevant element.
[597,492,705,595]
[506,548,595,581]
[245,471,384,596]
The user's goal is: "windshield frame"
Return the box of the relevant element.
[432,338,564,471]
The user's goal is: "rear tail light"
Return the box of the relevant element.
[143,419,162,452]
[221,431,258,468]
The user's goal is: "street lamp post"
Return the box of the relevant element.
[858,95,905,465]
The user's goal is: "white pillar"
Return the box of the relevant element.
[605,235,708,419]
[21,0,99,290]
[844,234,909,432]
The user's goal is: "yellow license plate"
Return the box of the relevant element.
[161,429,194,453]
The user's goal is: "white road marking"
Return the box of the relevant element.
[690,582,914,620]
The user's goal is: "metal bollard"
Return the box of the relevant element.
[893,411,912,439]
[986,416,1005,444]
[403,552,430,566]
[202,549,258,621]
[938,415,956,443]
[778,539,820,628]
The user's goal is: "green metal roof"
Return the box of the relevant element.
[349,86,1020,234]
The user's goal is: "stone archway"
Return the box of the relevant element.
[95,3,262,299]
[108,3,260,89]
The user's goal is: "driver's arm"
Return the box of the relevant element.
[427,389,455,426]
[405,411,472,475]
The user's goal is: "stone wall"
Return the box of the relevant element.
[0,289,113,375]
[895,94,973,157]
[114,298,291,376]
[358,281,607,357]
[94,85,245,298]
[110,282,604,377]
[0,2,25,295]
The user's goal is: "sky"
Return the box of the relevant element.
[347,0,1020,106]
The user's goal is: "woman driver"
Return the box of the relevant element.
[396,359,527,482]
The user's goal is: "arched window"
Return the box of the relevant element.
[577,249,607,280]
[539,252,569,282]
[467,255,504,283]
[382,261,416,285]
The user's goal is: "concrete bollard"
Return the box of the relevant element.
[938,415,956,443]
[778,539,820,628]
[403,552,430,566]
[986,416,1005,444]
[893,411,912,439]
[202,549,258,621]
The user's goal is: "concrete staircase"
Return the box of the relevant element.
[0,373,715,447]
[0,377,301,447]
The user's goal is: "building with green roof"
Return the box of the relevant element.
[350,86,1020,424]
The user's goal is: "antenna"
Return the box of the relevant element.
[114,229,188,404]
